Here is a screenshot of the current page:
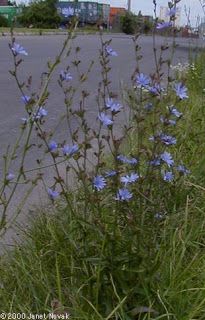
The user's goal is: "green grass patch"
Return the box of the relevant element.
[1,193,205,318]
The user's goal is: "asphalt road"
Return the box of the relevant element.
[0,34,198,146]
[0,34,200,249]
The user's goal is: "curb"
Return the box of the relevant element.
[0,31,125,37]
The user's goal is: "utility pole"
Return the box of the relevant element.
[127,0,131,12]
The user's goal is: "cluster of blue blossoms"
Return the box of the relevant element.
[12,40,190,204]
[98,98,122,126]
[92,67,190,200]
[135,73,188,100]
[93,161,139,202]
[156,7,178,30]
[45,142,79,157]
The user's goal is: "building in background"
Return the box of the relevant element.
[159,6,181,26]
[199,18,205,36]
[109,7,126,27]
[0,0,8,6]
[143,15,154,23]
[57,1,110,27]
[199,1,205,36]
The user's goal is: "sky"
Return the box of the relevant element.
[87,0,205,26]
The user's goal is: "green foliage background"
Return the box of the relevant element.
[17,0,61,28]
[0,14,9,27]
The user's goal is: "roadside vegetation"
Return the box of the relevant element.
[121,12,153,35]
[0,26,101,35]
[1,50,205,319]
[1,1,205,318]
[0,15,9,27]
[17,0,61,29]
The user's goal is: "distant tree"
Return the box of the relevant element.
[121,12,138,34]
[17,0,61,28]
[143,20,153,34]
[138,10,142,17]
[0,14,9,27]
[7,0,17,6]
[121,12,153,35]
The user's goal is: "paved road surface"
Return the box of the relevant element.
[0,34,199,249]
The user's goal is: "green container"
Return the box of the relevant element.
[0,6,21,25]
[97,3,103,19]
[97,3,109,25]
[102,3,109,25]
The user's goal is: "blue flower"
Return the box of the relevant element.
[49,141,58,152]
[11,43,28,56]
[38,107,48,117]
[168,119,177,126]
[6,173,15,181]
[93,175,106,191]
[106,98,122,112]
[105,170,117,177]
[149,132,176,145]
[163,171,174,182]
[174,83,188,100]
[160,151,174,167]
[115,188,133,201]
[156,21,172,30]
[105,46,118,56]
[167,7,177,16]
[60,70,73,81]
[144,102,153,111]
[149,83,162,95]
[48,188,59,200]
[176,165,190,175]
[21,95,31,104]
[160,116,176,126]
[169,106,183,118]
[98,112,113,126]
[136,73,150,88]
[121,172,139,185]
[160,133,177,146]
[63,144,79,156]
[150,157,161,166]
[33,107,48,120]
[117,155,138,165]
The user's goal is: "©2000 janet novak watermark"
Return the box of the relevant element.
[0,313,70,320]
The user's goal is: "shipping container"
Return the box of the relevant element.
[109,7,126,26]
[110,7,126,15]
[0,6,21,25]
[97,3,103,19]
[0,0,8,6]
[102,4,110,25]
[56,1,110,26]
[86,2,98,24]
